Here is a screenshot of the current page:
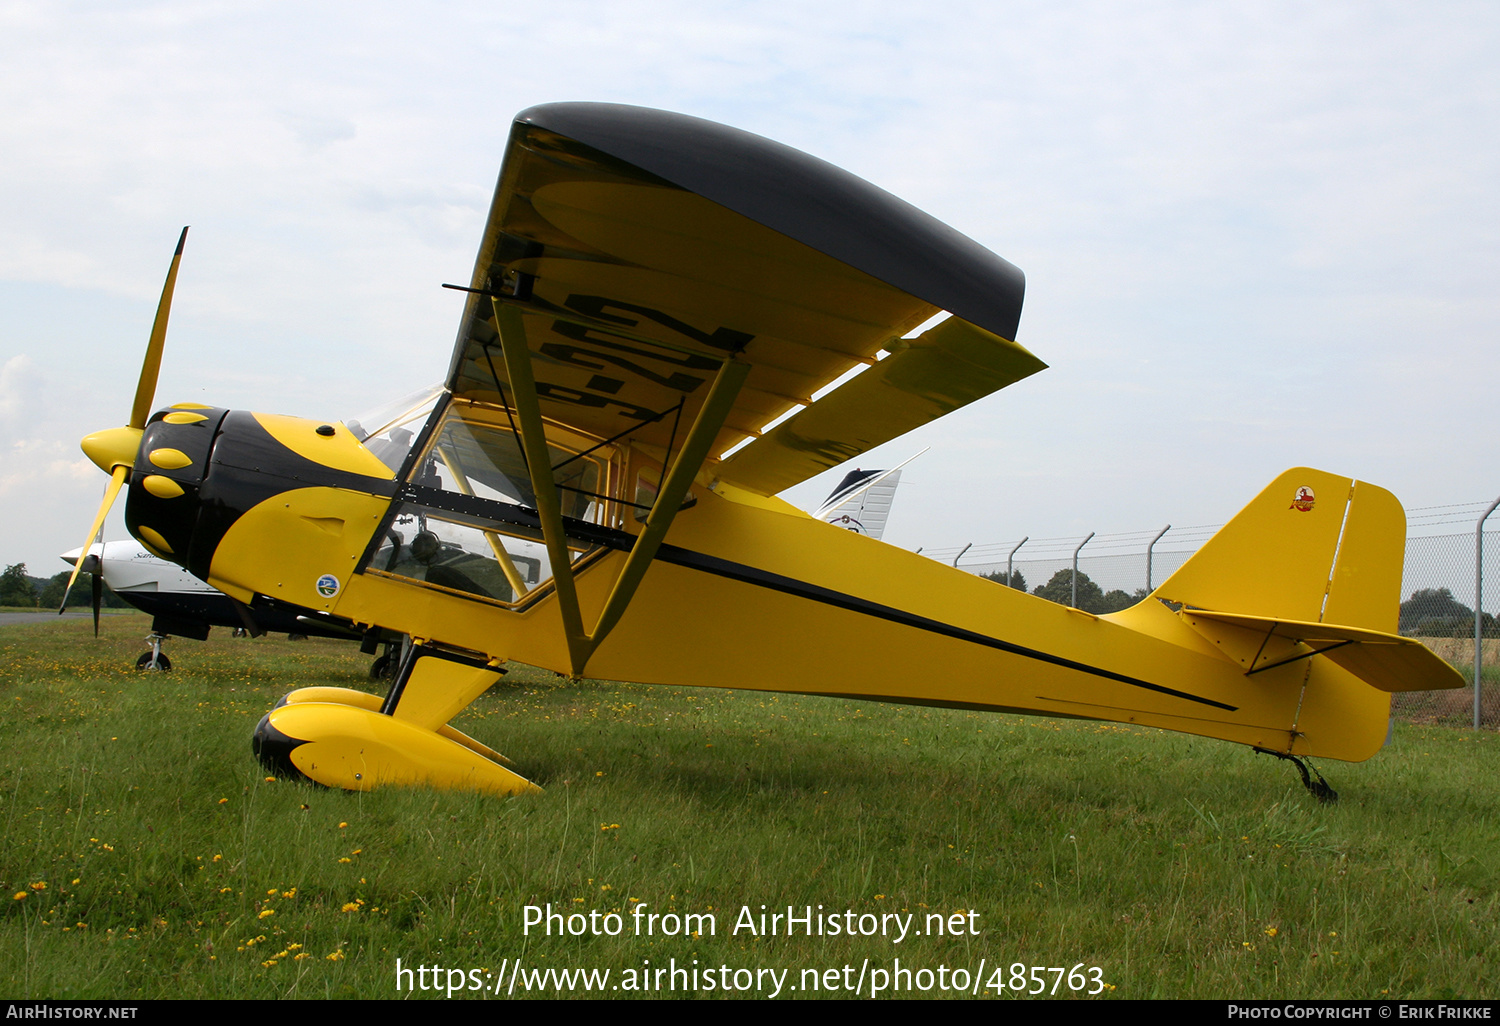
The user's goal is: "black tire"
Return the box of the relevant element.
[370,654,391,680]
[136,651,171,672]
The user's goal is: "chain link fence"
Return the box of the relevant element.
[925,500,1500,729]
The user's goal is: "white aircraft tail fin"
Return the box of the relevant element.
[813,450,925,540]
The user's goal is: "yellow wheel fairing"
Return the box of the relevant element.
[276,686,384,711]
[258,702,539,796]
[273,686,519,768]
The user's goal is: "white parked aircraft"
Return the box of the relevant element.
[811,450,924,541]
[61,541,394,672]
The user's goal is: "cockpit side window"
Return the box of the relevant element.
[366,403,612,607]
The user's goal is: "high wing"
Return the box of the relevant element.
[445,102,1043,497]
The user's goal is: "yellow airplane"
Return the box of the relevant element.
[67,102,1462,801]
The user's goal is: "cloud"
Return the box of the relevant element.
[0,437,95,496]
[1,0,1497,572]
[0,354,41,425]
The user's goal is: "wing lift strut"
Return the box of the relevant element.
[486,298,750,678]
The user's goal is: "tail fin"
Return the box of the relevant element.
[812,450,924,541]
[1156,468,1397,630]
[1156,468,1462,694]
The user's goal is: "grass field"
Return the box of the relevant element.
[2,613,1497,1000]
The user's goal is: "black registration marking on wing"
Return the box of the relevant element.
[564,294,754,353]
[539,341,708,394]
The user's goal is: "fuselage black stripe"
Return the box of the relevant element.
[349,485,1235,713]
[652,543,1238,712]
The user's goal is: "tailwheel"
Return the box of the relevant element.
[1254,747,1338,804]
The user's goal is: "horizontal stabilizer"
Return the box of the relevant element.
[1183,609,1466,693]
[1157,468,1466,694]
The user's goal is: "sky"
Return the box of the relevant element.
[3,0,1498,583]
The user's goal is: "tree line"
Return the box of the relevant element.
[980,569,1498,635]
[0,563,131,610]
[980,567,1146,614]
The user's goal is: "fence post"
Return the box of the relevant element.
[1007,537,1028,590]
[1475,496,1500,729]
[1072,532,1095,608]
[1146,524,1171,592]
[953,542,972,569]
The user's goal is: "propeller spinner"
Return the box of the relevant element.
[60,227,190,624]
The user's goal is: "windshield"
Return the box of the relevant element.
[344,383,445,473]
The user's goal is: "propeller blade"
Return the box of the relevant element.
[91,571,103,637]
[59,465,129,614]
[129,226,189,431]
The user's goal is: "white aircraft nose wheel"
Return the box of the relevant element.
[136,651,172,672]
[136,633,171,671]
